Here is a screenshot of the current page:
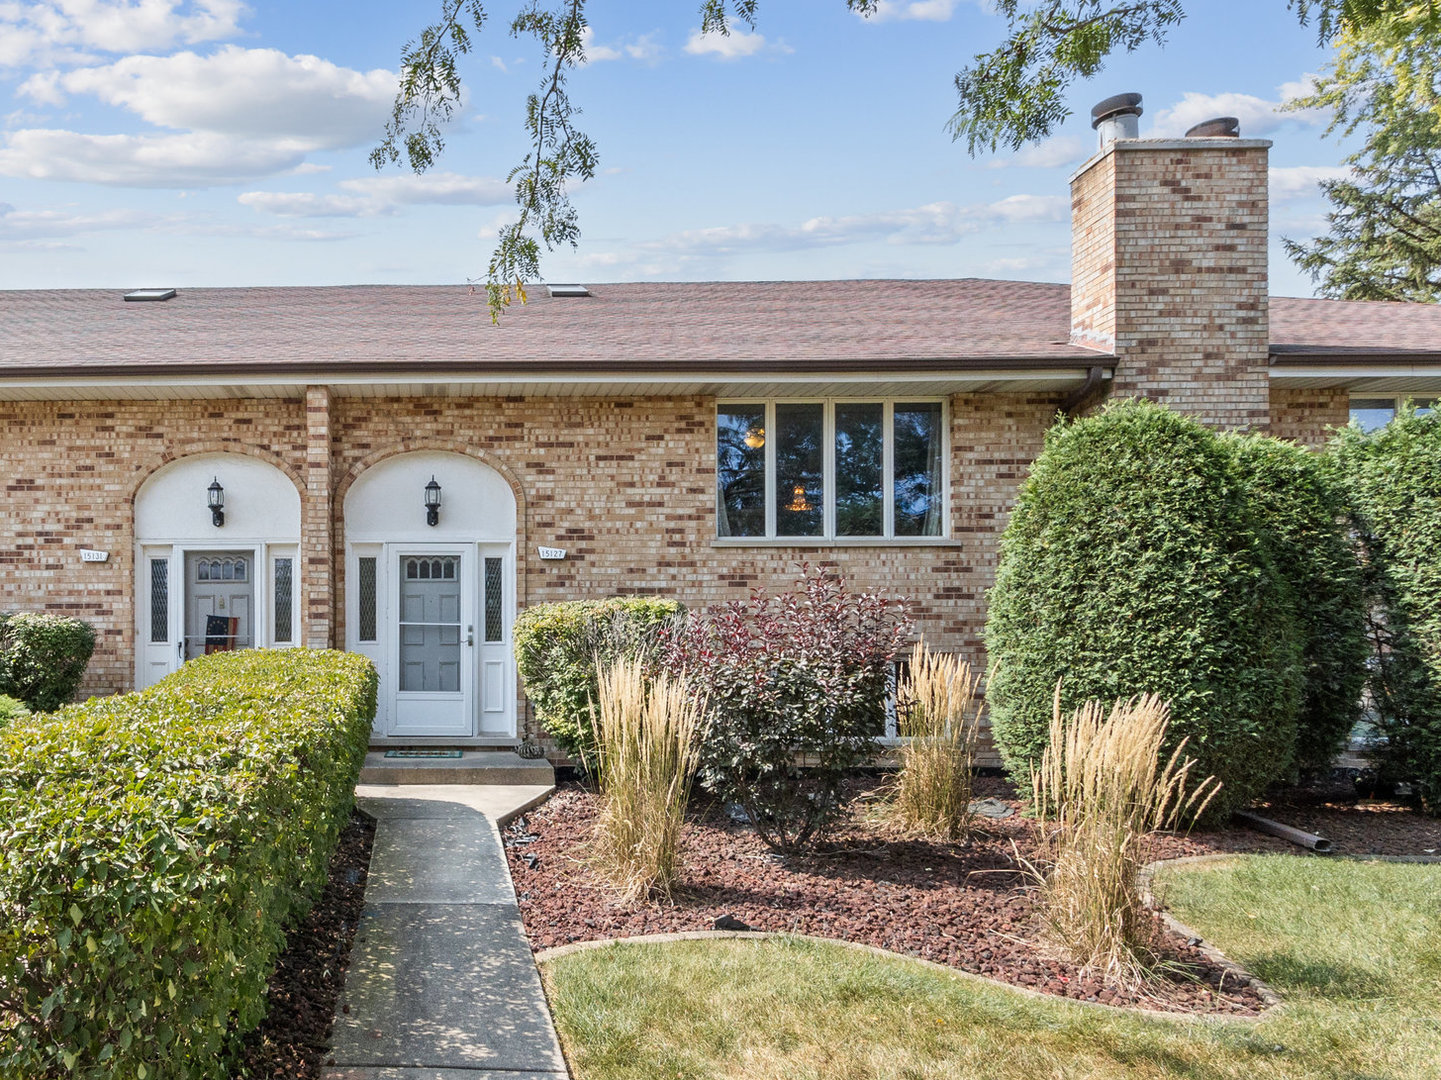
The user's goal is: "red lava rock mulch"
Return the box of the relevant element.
[507,777,1278,1015]
[236,809,375,1079]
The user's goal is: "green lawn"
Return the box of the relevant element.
[539,856,1441,1080]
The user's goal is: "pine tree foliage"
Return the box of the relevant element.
[1283,14,1441,301]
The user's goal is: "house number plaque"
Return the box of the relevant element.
[80,549,109,563]
[537,547,567,560]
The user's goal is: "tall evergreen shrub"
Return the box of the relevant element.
[1225,433,1369,773]
[1330,406,1441,810]
[985,400,1304,818]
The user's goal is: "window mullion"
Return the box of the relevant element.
[883,401,895,538]
[823,400,836,539]
[765,401,776,538]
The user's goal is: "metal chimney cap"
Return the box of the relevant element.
[1090,92,1143,129]
[1184,116,1240,138]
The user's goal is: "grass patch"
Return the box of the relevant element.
[541,857,1441,1080]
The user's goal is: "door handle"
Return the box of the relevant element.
[466,625,474,647]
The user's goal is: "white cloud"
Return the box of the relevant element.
[26,47,397,148]
[0,199,161,241]
[619,195,1067,261]
[237,191,386,218]
[240,172,511,218]
[579,26,663,64]
[683,28,788,60]
[1150,82,1327,138]
[0,1,246,69]
[3,47,405,188]
[865,0,961,22]
[338,172,510,206]
[1269,164,1350,199]
[987,135,1088,169]
[0,128,316,186]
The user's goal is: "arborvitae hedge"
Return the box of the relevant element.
[1330,406,1441,811]
[1225,433,1368,773]
[0,611,96,712]
[513,596,683,760]
[985,401,1304,819]
[0,648,376,1079]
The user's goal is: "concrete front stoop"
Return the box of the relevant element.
[322,783,566,1080]
[359,751,555,787]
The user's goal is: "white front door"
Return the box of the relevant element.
[391,549,474,737]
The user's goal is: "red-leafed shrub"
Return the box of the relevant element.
[668,568,910,852]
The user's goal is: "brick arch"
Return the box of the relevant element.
[334,442,528,524]
[125,441,305,508]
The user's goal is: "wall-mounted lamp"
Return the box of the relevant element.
[207,477,225,527]
[424,476,442,527]
[743,426,766,450]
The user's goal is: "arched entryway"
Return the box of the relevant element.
[343,451,518,741]
[134,453,302,688]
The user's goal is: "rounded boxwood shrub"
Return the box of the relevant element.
[1330,405,1441,811]
[0,611,97,712]
[985,400,1304,819]
[513,596,684,761]
[1225,432,1368,774]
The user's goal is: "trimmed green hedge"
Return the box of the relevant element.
[1225,433,1368,773]
[514,596,683,760]
[1331,407,1441,810]
[0,612,96,712]
[985,401,1305,819]
[0,648,377,1079]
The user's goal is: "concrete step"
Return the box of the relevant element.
[358,750,555,786]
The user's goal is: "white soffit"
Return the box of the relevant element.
[0,369,1109,402]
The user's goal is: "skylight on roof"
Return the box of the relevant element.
[123,288,177,302]
[546,284,590,298]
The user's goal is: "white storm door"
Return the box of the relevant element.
[138,546,179,688]
[392,549,474,737]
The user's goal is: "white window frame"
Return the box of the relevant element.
[715,397,950,543]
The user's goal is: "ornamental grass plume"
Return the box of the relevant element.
[590,657,707,903]
[1028,688,1219,986]
[893,641,982,840]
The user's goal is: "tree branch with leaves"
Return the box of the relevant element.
[375,0,1436,317]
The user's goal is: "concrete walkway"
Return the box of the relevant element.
[323,783,567,1080]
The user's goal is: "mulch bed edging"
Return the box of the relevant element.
[506,780,1286,1017]
[534,929,1279,1024]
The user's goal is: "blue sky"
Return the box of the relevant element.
[0,1,1357,294]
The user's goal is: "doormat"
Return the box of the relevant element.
[383,750,464,759]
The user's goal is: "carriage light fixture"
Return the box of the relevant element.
[207,477,225,527]
[424,476,442,527]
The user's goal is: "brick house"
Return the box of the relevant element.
[4,123,1441,750]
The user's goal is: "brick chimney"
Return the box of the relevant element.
[1070,99,1272,430]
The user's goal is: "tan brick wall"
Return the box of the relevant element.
[1071,140,1271,431]
[1269,387,1349,448]
[0,398,309,697]
[0,391,1059,734]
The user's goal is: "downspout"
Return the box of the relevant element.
[1061,365,1107,417]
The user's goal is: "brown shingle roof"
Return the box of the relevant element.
[1,281,1438,378]
[1271,295,1441,360]
[0,280,1096,376]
